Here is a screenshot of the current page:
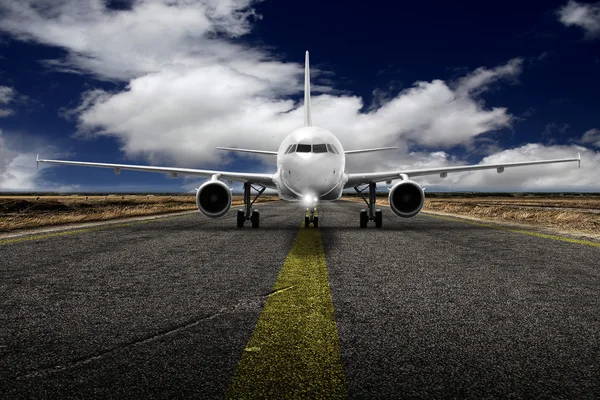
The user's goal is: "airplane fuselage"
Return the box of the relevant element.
[273,126,346,203]
[274,126,346,203]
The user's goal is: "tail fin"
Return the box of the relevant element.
[304,50,312,127]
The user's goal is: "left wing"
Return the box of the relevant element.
[37,156,276,188]
[345,147,398,155]
[344,153,581,188]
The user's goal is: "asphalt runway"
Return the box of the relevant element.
[1,200,599,399]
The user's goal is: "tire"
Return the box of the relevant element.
[360,209,368,228]
[375,209,382,228]
[251,210,260,228]
[313,216,319,228]
[237,210,245,228]
[305,216,310,228]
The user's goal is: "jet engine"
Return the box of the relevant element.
[196,180,232,218]
[388,180,424,218]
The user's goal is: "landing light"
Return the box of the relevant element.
[303,194,318,205]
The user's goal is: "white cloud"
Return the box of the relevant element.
[558,1,600,38]
[454,58,522,96]
[0,131,38,189]
[0,0,521,166]
[0,130,79,191]
[0,0,597,191]
[0,86,16,117]
[416,144,598,190]
[0,0,265,81]
[71,58,522,169]
[580,128,600,148]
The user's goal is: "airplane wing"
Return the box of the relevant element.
[345,147,398,155]
[344,153,581,188]
[216,147,278,156]
[37,156,276,188]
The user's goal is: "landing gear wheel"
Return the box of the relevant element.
[313,216,319,228]
[251,210,260,228]
[238,182,266,228]
[237,210,245,228]
[305,216,310,228]
[374,209,382,228]
[360,209,368,228]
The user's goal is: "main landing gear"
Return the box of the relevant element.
[237,182,265,228]
[354,182,382,229]
[304,207,319,228]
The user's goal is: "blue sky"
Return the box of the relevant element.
[0,0,598,192]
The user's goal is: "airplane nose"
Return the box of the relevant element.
[283,155,337,197]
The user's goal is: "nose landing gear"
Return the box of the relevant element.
[237,182,265,228]
[305,207,319,228]
[355,182,383,228]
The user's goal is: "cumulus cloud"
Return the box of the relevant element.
[0,0,597,191]
[0,0,268,81]
[0,131,38,189]
[0,130,80,191]
[558,1,600,38]
[72,56,524,168]
[365,143,598,191]
[444,144,595,190]
[580,128,600,148]
[0,0,521,166]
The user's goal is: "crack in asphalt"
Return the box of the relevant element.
[15,295,269,380]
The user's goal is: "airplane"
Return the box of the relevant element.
[38,51,581,229]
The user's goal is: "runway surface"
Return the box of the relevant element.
[1,200,599,399]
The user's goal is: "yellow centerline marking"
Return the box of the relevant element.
[226,223,347,399]
[423,213,600,248]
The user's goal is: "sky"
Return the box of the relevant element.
[0,0,599,192]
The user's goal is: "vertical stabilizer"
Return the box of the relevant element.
[304,51,312,126]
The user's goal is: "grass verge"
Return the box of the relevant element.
[0,195,278,232]
[343,195,600,240]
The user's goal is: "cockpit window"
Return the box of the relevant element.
[292,143,339,153]
[313,144,328,153]
[284,144,294,154]
[326,144,339,154]
[296,144,311,152]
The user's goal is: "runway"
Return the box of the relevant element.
[1,200,599,399]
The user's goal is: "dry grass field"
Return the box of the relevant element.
[423,196,600,238]
[2,194,598,239]
[0,195,278,232]
[345,194,600,239]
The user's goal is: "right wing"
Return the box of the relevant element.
[37,156,276,188]
[216,147,278,156]
[345,153,581,188]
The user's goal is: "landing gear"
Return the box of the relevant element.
[251,210,260,228]
[305,207,319,228]
[360,209,368,228]
[354,182,383,228]
[237,182,265,228]
[374,209,382,228]
[237,210,245,228]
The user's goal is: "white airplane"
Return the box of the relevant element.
[38,51,581,229]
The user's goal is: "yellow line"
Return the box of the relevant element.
[226,224,347,399]
[0,214,189,245]
[424,213,600,248]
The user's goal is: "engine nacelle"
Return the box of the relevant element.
[388,180,424,218]
[196,180,232,218]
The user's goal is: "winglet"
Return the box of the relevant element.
[578,152,581,168]
[36,154,39,170]
[304,50,312,127]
